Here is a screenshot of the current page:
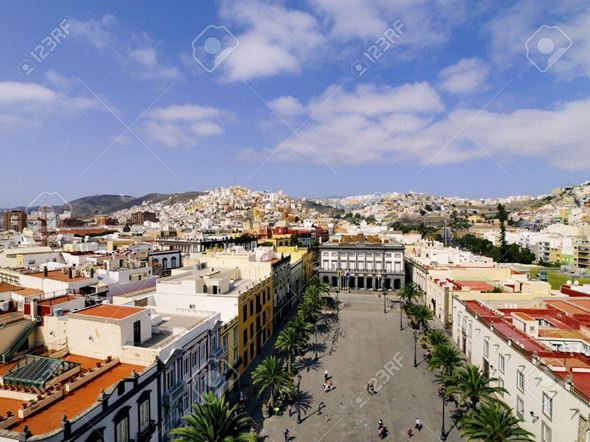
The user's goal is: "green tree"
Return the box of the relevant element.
[424,329,449,350]
[290,315,313,340]
[497,204,508,262]
[459,402,534,441]
[428,343,463,377]
[274,325,306,373]
[445,365,507,409]
[251,356,294,410]
[170,393,256,442]
[406,304,434,331]
[399,282,421,306]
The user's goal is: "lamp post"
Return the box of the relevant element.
[296,374,302,424]
[440,387,447,441]
[413,331,418,367]
[314,323,319,360]
[399,300,403,331]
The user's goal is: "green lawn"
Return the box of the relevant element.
[529,267,590,289]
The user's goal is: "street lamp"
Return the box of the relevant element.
[314,323,319,360]
[440,387,448,441]
[296,374,302,424]
[399,300,403,331]
[413,331,418,367]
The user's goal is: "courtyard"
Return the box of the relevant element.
[249,292,464,442]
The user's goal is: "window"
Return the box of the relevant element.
[114,411,130,442]
[223,335,228,352]
[200,342,207,365]
[498,354,505,373]
[516,396,524,419]
[242,304,247,319]
[517,369,525,392]
[496,377,504,397]
[542,392,553,419]
[243,329,247,344]
[139,398,150,432]
[483,339,489,357]
[542,421,552,442]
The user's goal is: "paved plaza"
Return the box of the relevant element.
[251,292,464,442]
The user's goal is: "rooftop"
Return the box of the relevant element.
[73,304,145,320]
[26,269,91,282]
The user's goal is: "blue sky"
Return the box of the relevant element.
[1,0,590,207]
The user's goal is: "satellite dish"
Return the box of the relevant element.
[574,280,580,286]
[567,280,572,285]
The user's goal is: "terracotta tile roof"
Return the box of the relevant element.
[74,304,144,320]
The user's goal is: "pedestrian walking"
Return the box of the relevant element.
[284,428,290,442]
[324,370,329,381]
[288,403,293,417]
[407,428,414,438]
[325,414,330,423]
[415,417,423,431]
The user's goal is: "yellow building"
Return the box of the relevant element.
[237,277,273,373]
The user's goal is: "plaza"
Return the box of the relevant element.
[252,292,464,442]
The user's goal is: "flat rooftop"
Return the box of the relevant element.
[26,270,91,282]
[137,313,209,348]
[74,304,144,320]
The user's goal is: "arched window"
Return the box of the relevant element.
[162,257,169,270]
[171,256,177,268]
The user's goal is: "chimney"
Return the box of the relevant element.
[43,267,48,277]
[68,268,73,279]
[90,268,95,278]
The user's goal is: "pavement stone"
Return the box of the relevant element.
[256,293,464,442]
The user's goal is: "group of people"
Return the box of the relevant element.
[406,417,424,438]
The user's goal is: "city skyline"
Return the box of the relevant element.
[2,1,590,206]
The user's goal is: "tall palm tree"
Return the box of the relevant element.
[424,329,449,349]
[251,356,294,410]
[399,282,421,306]
[459,402,534,441]
[274,325,305,372]
[446,365,507,409]
[428,343,463,377]
[170,393,256,442]
[291,315,313,339]
[297,298,321,323]
[407,304,434,331]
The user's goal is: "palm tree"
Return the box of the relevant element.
[170,393,256,442]
[399,282,421,306]
[251,356,294,410]
[297,298,321,323]
[446,365,507,409]
[428,343,463,377]
[274,325,305,372]
[459,402,534,441]
[424,329,448,349]
[407,304,434,331]
[291,315,313,339]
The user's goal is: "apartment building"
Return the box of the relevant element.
[453,297,590,442]
[574,238,590,271]
[151,264,273,382]
[319,235,405,291]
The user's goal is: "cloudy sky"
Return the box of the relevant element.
[1,0,589,207]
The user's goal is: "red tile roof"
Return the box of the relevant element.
[74,304,144,320]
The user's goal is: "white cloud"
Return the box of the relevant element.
[44,70,75,90]
[70,15,181,81]
[439,58,490,94]
[218,0,325,81]
[243,82,590,170]
[144,104,227,147]
[0,81,100,128]
[268,96,307,119]
[485,1,590,78]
